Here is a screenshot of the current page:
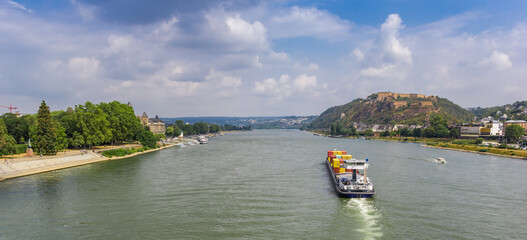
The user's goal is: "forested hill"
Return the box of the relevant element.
[308,92,474,129]
[468,101,527,120]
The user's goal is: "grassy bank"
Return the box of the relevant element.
[307,130,527,159]
[101,146,157,158]
[425,142,527,159]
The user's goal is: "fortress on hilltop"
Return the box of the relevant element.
[369,92,437,109]
[374,92,437,101]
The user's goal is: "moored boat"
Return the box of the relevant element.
[326,150,375,198]
[198,136,208,144]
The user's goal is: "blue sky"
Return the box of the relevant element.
[1,0,526,117]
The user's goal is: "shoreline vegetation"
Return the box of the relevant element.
[309,130,527,160]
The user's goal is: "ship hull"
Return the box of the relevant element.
[326,159,375,198]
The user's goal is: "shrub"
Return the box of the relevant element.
[16,144,27,154]
[478,148,488,152]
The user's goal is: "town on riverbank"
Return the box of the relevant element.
[306,92,527,159]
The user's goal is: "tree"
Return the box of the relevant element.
[136,126,159,148]
[166,126,174,137]
[449,128,460,139]
[399,127,411,137]
[423,126,435,138]
[175,120,185,129]
[209,124,221,133]
[99,101,141,144]
[430,115,448,128]
[505,124,525,142]
[35,100,57,155]
[1,113,30,144]
[434,125,449,138]
[330,123,336,136]
[0,118,16,156]
[74,102,112,147]
[350,126,357,136]
[364,129,373,136]
[413,128,423,138]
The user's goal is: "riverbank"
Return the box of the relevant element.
[307,130,527,160]
[422,144,527,160]
[0,144,177,182]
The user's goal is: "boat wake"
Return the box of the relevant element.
[425,158,447,164]
[346,198,383,239]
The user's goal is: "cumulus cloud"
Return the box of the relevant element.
[349,13,412,89]
[380,14,412,64]
[68,57,101,79]
[252,74,322,103]
[2,2,527,116]
[292,74,317,90]
[479,50,512,70]
[267,6,352,39]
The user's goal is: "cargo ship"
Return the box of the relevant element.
[326,150,375,198]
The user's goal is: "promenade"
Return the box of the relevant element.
[0,144,174,181]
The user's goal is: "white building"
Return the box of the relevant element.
[480,116,494,124]
[481,120,503,136]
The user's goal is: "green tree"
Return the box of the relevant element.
[1,113,30,144]
[505,124,525,142]
[364,129,373,136]
[430,115,448,128]
[423,126,435,138]
[350,126,357,136]
[449,128,460,139]
[0,118,17,156]
[175,120,185,129]
[74,102,112,148]
[399,127,411,137]
[434,125,449,138]
[99,101,141,144]
[330,123,336,136]
[413,128,423,138]
[35,100,57,155]
[209,124,221,133]
[136,126,159,148]
[166,126,174,137]
[181,124,196,136]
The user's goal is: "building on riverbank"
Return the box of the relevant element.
[138,112,166,135]
[504,120,527,134]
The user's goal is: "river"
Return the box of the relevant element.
[1,129,526,239]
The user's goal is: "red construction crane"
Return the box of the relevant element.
[0,104,18,113]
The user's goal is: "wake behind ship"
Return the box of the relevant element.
[326,150,375,198]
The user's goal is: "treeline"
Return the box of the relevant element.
[165,120,221,137]
[329,115,460,139]
[1,101,158,156]
[164,121,251,137]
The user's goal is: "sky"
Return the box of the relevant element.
[1,0,526,117]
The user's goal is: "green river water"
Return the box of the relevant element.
[1,129,526,239]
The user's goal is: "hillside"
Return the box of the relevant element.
[308,92,474,129]
[468,101,527,121]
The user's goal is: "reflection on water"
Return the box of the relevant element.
[0,130,526,239]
